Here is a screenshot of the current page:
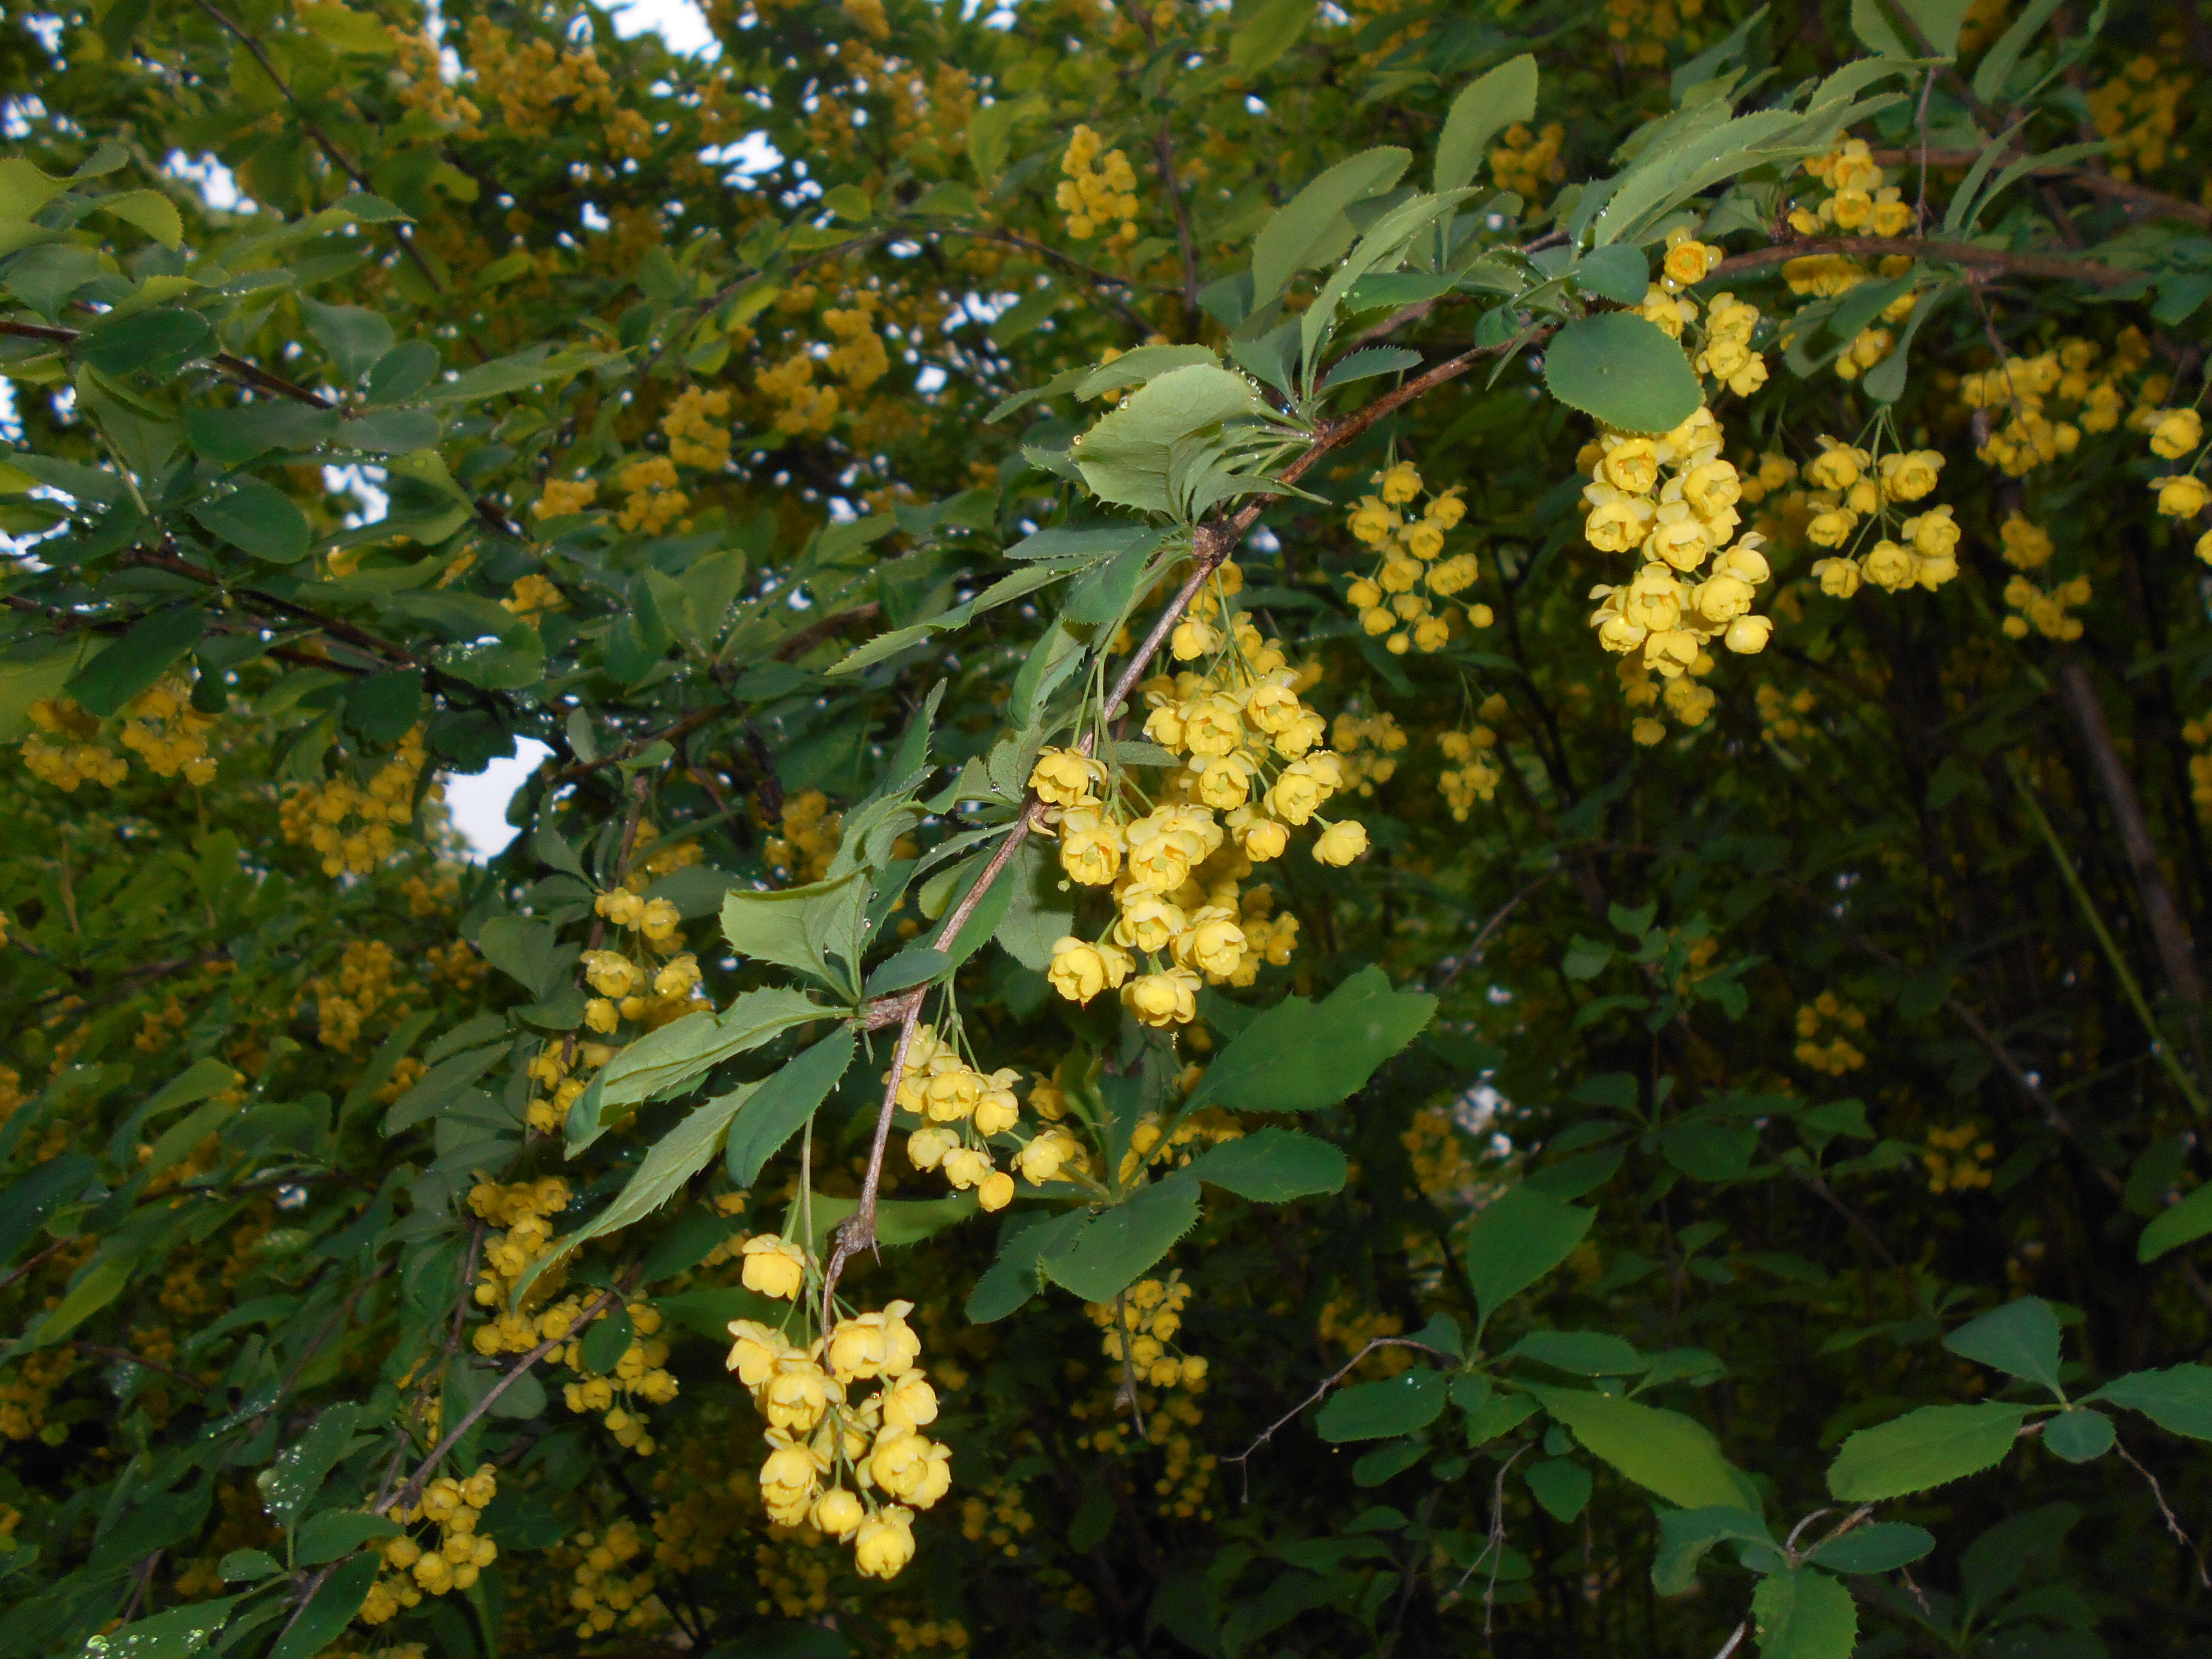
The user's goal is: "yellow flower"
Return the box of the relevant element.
[739,1235,807,1300]
[1377,462,1422,505]
[1662,225,1720,287]
[762,1357,834,1432]
[824,1300,921,1382]
[1724,615,1772,653]
[1805,438,1868,492]
[1173,905,1247,980]
[2154,474,2210,518]
[1903,503,1960,558]
[854,1506,917,1579]
[725,1319,788,1386]
[1266,763,1328,826]
[1811,557,1863,599]
[1313,820,1369,866]
[1123,966,1200,1028]
[940,1146,992,1190]
[1860,540,1916,591]
[1058,807,1124,887]
[1878,450,1942,502]
[1048,936,1132,1003]
[1018,1131,1078,1184]
[2150,408,2203,460]
[1349,497,1397,544]
[812,1487,865,1538]
[907,1127,955,1170]
[1599,438,1661,495]
[1029,747,1104,807]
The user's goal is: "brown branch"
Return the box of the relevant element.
[1225,1337,1460,1502]
[1869,148,2212,230]
[1711,235,2137,288]
[2115,1433,2212,1586]
[0,319,337,409]
[376,1282,626,1518]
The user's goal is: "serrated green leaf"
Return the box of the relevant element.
[1543,313,1702,435]
[1463,1185,1595,1334]
[1803,1521,1935,1574]
[1250,146,1410,304]
[1652,1506,1775,1594]
[2090,1364,2212,1439]
[1185,966,1434,1115]
[724,1030,857,1188]
[720,869,870,992]
[1525,1385,1757,1511]
[1942,1297,2063,1395]
[1180,1127,1348,1201]
[1039,1172,1201,1301]
[1751,1567,1856,1659]
[1316,1368,1447,1442]
[1825,1402,2028,1501]
[65,606,204,716]
[1434,55,1538,192]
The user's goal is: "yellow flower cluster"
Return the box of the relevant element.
[1402,1103,1474,1200]
[1489,122,1565,201]
[1343,462,1486,653]
[1923,1122,1996,1194]
[580,920,702,1039]
[304,939,403,1054]
[468,1178,574,1320]
[1055,125,1139,246]
[533,478,599,520]
[555,1300,678,1454]
[566,1519,662,1638]
[461,17,616,138]
[1756,683,1816,744]
[1603,0,1706,67]
[1087,1277,1208,1389]
[526,1037,611,1134]
[1692,289,1769,397]
[1790,437,1958,597]
[1039,599,1357,1023]
[960,1481,1035,1559]
[1437,727,1500,820]
[895,1026,1080,1207]
[1580,405,1774,737]
[1789,140,1914,237]
[2087,51,2194,180]
[757,351,840,436]
[20,696,128,791]
[118,677,219,783]
[1956,329,2151,475]
[503,573,566,623]
[0,1346,79,1443]
[386,25,482,132]
[616,455,690,535]
[362,1465,500,1622]
[725,1296,948,1580]
[824,290,890,392]
[1117,1106,1243,1187]
[2144,407,2212,562]
[662,386,734,469]
[766,788,842,883]
[277,726,429,877]
[1330,707,1407,795]
[1793,991,1868,1075]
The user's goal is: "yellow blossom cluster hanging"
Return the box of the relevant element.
[1956,329,2154,475]
[1437,726,1501,820]
[2087,50,2194,180]
[1603,0,1707,67]
[1343,462,1486,653]
[616,456,690,534]
[725,1296,949,1580]
[566,1519,663,1638]
[1580,404,1774,739]
[503,573,567,622]
[1788,140,1915,238]
[362,1465,500,1622]
[553,1300,679,1454]
[1793,992,1868,1075]
[1489,122,1565,201]
[1786,435,1960,598]
[1923,1123,1996,1194]
[1994,512,2091,638]
[2144,406,2211,561]
[661,386,734,469]
[765,789,842,883]
[20,695,130,791]
[277,726,431,877]
[1038,581,1358,1026]
[1055,125,1139,246]
[303,940,404,1054]
[118,677,220,783]
[1087,1277,1208,1389]
[533,478,600,521]
[889,1027,1077,1209]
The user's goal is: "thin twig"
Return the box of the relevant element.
[2115,1434,2212,1587]
[1224,1337,1458,1501]
[1432,871,1556,994]
[1711,235,2136,288]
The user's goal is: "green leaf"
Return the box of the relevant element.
[75,1594,240,1658]
[476,915,576,1000]
[185,402,342,464]
[1525,1458,1593,1522]
[301,296,395,383]
[2041,1407,2115,1462]
[1185,966,1435,1115]
[1543,313,1702,436]
[967,98,1026,184]
[1824,1402,2029,1501]
[267,1552,380,1659]
[1503,1330,1647,1376]
[1851,0,1972,56]
[1228,0,1317,75]
[720,870,870,993]
[1179,1127,1348,1202]
[526,1072,784,1302]
[189,477,312,563]
[579,988,831,1131]
[65,605,205,716]
[1652,1506,1776,1594]
[1251,146,1410,304]
[80,307,210,375]
[294,1510,401,1566]
[27,1254,130,1346]
[2089,1364,2212,1439]
[2139,1182,2212,1261]
[0,1154,99,1265]
[1434,55,1539,192]
[428,343,617,404]
[343,668,424,744]
[1750,1568,1857,1659]
[218,1549,283,1581]
[991,837,1077,970]
[1972,0,2063,103]
[0,156,69,221]
[1462,1185,1595,1334]
[93,188,183,249]
[724,1029,857,1188]
[256,1402,359,1526]
[1316,1369,1447,1442]
[827,562,1073,675]
[1039,1172,1202,1301]
[1319,346,1422,390]
[1072,363,1272,517]
[1942,1297,2063,1395]
[1575,243,1650,305]
[1803,1521,1935,1574]
[1075,345,1221,401]
[1524,1386,1757,1511]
